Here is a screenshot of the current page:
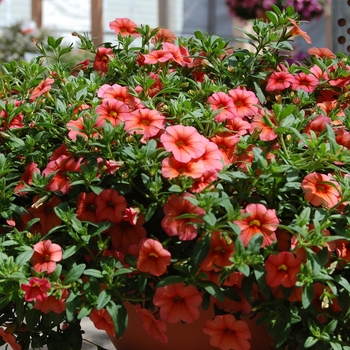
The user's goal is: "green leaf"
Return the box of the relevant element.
[63,245,82,259]
[97,290,111,310]
[65,292,81,322]
[192,233,211,269]
[302,283,314,309]
[107,301,128,338]
[200,281,224,302]
[274,320,290,348]
[304,336,318,348]
[15,248,34,266]
[84,269,104,278]
[64,263,86,284]
[156,276,185,287]
[234,237,245,255]
[77,305,93,319]
[238,264,250,277]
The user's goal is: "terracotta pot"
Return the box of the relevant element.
[109,303,273,350]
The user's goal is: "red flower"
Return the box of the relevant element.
[21,277,51,302]
[95,189,127,223]
[135,305,168,344]
[124,108,165,143]
[31,240,62,274]
[90,308,116,338]
[34,289,68,314]
[233,203,279,247]
[137,238,171,276]
[203,314,251,350]
[265,252,301,288]
[109,17,140,37]
[93,47,114,73]
[153,282,202,323]
[301,172,341,208]
[161,193,205,241]
[0,327,21,350]
[76,192,98,223]
[160,125,206,163]
[30,78,54,102]
[14,162,40,196]
[291,72,319,93]
[266,71,295,92]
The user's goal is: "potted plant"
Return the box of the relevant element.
[0,6,350,350]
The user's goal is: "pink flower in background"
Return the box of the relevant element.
[109,17,140,37]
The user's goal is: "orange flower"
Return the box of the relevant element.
[153,282,202,323]
[200,231,234,272]
[109,17,140,37]
[96,99,131,127]
[137,238,171,276]
[30,77,54,102]
[143,50,173,64]
[233,203,279,247]
[0,327,21,350]
[161,156,205,179]
[207,92,236,122]
[135,305,168,344]
[287,18,312,44]
[161,193,205,241]
[151,27,177,44]
[265,252,301,288]
[203,314,251,350]
[301,172,341,208]
[228,87,259,118]
[90,308,116,338]
[307,47,336,59]
[95,189,127,223]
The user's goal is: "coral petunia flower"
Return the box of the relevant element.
[96,99,131,127]
[30,78,55,102]
[93,47,114,73]
[34,289,68,314]
[303,115,332,136]
[76,192,98,223]
[233,203,279,247]
[95,189,127,223]
[301,172,341,208]
[21,277,51,302]
[124,108,165,143]
[291,72,319,93]
[161,193,205,241]
[287,18,312,44]
[250,111,278,141]
[153,282,202,323]
[200,231,234,272]
[0,327,21,350]
[31,240,62,274]
[162,42,185,66]
[160,125,206,163]
[143,50,173,65]
[210,132,240,165]
[307,47,336,59]
[265,252,301,288]
[161,156,205,179]
[228,87,259,118]
[207,92,236,122]
[135,305,168,344]
[14,162,40,196]
[203,314,251,350]
[265,71,295,92]
[151,27,177,44]
[109,17,140,37]
[137,238,171,276]
[90,308,116,338]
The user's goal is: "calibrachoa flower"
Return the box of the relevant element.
[21,277,51,302]
[265,252,302,288]
[31,240,62,274]
[1,7,350,350]
[301,172,341,208]
[153,282,202,323]
[203,314,251,350]
[234,203,279,247]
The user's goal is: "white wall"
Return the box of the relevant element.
[0,0,31,28]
